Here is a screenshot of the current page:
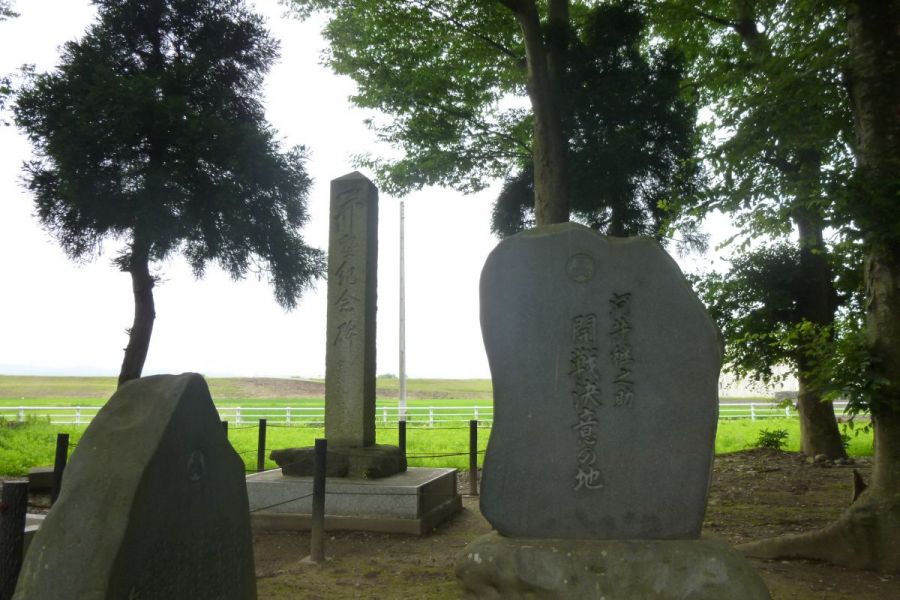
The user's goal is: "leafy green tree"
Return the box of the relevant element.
[288,0,699,236]
[724,0,900,573]
[491,3,701,239]
[15,0,325,387]
[0,0,17,123]
[653,0,854,458]
[696,241,864,457]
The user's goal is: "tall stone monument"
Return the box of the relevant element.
[457,224,770,599]
[15,374,256,600]
[325,172,378,447]
[252,173,459,534]
[271,172,402,478]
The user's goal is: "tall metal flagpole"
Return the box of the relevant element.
[399,201,407,421]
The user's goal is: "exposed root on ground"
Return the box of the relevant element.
[738,492,900,574]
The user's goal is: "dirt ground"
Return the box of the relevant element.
[252,449,900,599]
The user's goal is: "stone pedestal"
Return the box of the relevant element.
[456,532,771,600]
[246,467,460,535]
[270,444,404,478]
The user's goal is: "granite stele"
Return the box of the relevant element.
[14,374,256,600]
[457,223,770,599]
[248,172,460,536]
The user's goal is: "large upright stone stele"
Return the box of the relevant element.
[270,171,402,478]
[325,171,378,448]
[479,223,722,539]
[14,374,256,600]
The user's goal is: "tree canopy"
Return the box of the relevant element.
[491,3,701,239]
[0,1,17,123]
[15,0,325,385]
[649,0,858,458]
[289,0,701,236]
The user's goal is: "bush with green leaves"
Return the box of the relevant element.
[754,428,790,451]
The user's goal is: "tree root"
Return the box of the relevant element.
[737,492,900,574]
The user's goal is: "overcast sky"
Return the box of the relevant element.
[0,0,725,380]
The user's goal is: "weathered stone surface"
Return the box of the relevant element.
[325,171,378,448]
[456,531,771,600]
[480,223,721,539]
[270,447,350,477]
[271,444,404,478]
[14,374,256,600]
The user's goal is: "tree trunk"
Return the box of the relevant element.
[504,0,569,226]
[795,370,847,459]
[866,249,900,496]
[794,206,847,459]
[117,247,155,388]
[739,0,900,573]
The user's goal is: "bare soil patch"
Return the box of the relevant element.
[252,449,900,599]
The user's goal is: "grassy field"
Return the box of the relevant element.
[0,375,872,476]
[0,417,873,476]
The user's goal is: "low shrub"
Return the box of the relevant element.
[754,428,790,450]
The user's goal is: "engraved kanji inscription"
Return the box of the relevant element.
[609,292,635,408]
[334,189,361,233]
[569,313,603,491]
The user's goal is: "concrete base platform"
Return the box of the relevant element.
[246,467,461,536]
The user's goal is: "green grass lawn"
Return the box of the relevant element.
[0,418,873,476]
[0,375,871,475]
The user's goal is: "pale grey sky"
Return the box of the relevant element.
[0,0,725,380]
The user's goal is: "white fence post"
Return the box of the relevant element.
[785,406,790,417]
[75,406,81,426]
[474,406,479,420]
[18,407,24,422]
[750,403,756,421]
[236,407,241,425]
[286,407,291,426]
[429,406,434,428]
[383,406,388,424]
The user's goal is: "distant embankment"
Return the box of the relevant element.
[0,375,494,400]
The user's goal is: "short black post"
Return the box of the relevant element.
[469,420,478,496]
[51,433,69,505]
[0,480,29,600]
[398,420,407,456]
[221,420,228,437]
[256,419,267,473]
[310,438,327,563]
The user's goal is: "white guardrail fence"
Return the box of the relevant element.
[0,401,856,427]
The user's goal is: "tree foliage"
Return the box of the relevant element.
[654,0,854,240]
[695,240,864,390]
[651,0,855,458]
[0,0,17,123]
[289,0,525,196]
[15,0,325,383]
[288,0,701,240]
[492,3,702,239]
[0,0,14,19]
